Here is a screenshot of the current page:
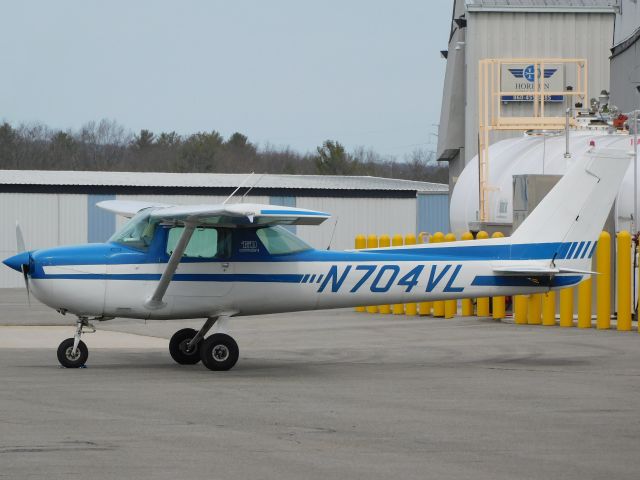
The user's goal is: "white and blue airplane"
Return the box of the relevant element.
[2,148,631,371]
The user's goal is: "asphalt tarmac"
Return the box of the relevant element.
[1,288,640,480]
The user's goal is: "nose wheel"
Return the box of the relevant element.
[57,317,94,368]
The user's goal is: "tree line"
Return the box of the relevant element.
[0,119,448,183]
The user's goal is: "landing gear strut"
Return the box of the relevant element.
[57,317,94,368]
[169,317,239,371]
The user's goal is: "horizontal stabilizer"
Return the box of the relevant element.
[493,265,596,276]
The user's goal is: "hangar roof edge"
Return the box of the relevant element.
[0,170,448,193]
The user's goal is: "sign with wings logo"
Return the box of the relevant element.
[501,63,564,103]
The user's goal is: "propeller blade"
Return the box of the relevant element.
[16,222,26,253]
[21,263,31,307]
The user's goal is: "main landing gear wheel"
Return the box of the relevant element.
[200,333,239,371]
[57,338,89,368]
[169,328,203,365]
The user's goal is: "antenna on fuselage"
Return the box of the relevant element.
[223,172,254,204]
[326,216,339,250]
[240,173,265,203]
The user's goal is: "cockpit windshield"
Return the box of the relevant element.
[108,208,159,251]
[256,226,313,255]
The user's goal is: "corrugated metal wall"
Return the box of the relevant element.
[296,197,417,250]
[417,193,450,235]
[0,193,87,288]
[0,192,433,287]
[87,194,115,242]
[465,11,615,163]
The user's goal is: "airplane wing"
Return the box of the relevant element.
[148,203,331,226]
[97,200,175,218]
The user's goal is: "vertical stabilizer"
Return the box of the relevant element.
[510,148,630,250]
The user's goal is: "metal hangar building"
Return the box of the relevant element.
[0,170,448,288]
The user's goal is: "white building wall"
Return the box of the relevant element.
[0,193,87,287]
[1,192,418,287]
[296,197,417,251]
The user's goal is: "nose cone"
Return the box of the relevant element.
[3,251,30,272]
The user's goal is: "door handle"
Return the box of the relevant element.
[221,262,230,269]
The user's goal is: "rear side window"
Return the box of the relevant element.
[166,227,222,258]
[256,226,312,255]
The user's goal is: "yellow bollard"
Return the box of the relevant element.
[460,232,475,316]
[527,294,542,325]
[431,232,445,317]
[391,234,405,315]
[365,234,379,314]
[617,230,632,331]
[404,234,418,315]
[491,232,506,319]
[514,295,529,324]
[444,233,457,319]
[418,233,434,316]
[559,288,574,327]
[577,277,592,328]
[354,234,366,313]
[542,291,556,326]
[596,231,611,330]
[475,231,491,317]
[377,235,392,314]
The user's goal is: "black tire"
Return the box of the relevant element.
[200,333,239,371]
[169,328,203,365]
[57,338,88,368]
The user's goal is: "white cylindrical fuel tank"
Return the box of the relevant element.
[449,131,637,235]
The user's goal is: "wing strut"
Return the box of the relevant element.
[145,222,196,310]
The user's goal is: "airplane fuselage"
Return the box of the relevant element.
[26,235,587,320]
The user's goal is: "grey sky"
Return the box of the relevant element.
[1,1,451,158]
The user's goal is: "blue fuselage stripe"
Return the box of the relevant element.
[33,273,305,283]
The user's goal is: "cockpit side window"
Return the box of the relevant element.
[108,209,158,251]
[166,226,231,259]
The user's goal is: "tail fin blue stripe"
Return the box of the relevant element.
[566,242,578,259]
[573,241,586,259]
[580,241,591,259]
[587,241,597,259]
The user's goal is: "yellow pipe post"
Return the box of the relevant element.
[460,232,475,316]
[391,234,405,315]
[444,233,457,319]
[596,231,611,330]
[527,294,542,325]
[418,232,433,316]
[542,291,556,326]
[431,232,445,317]
[577,277,592,328]
[559,288,574,327]
[354,235,366,312]
[617,230,632,331]
[376,235,392,314]
[404,234,418,315]
[475,231,491,317]
[491,232,506,320]
[514,295,529,324]
[365,234,379,314]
